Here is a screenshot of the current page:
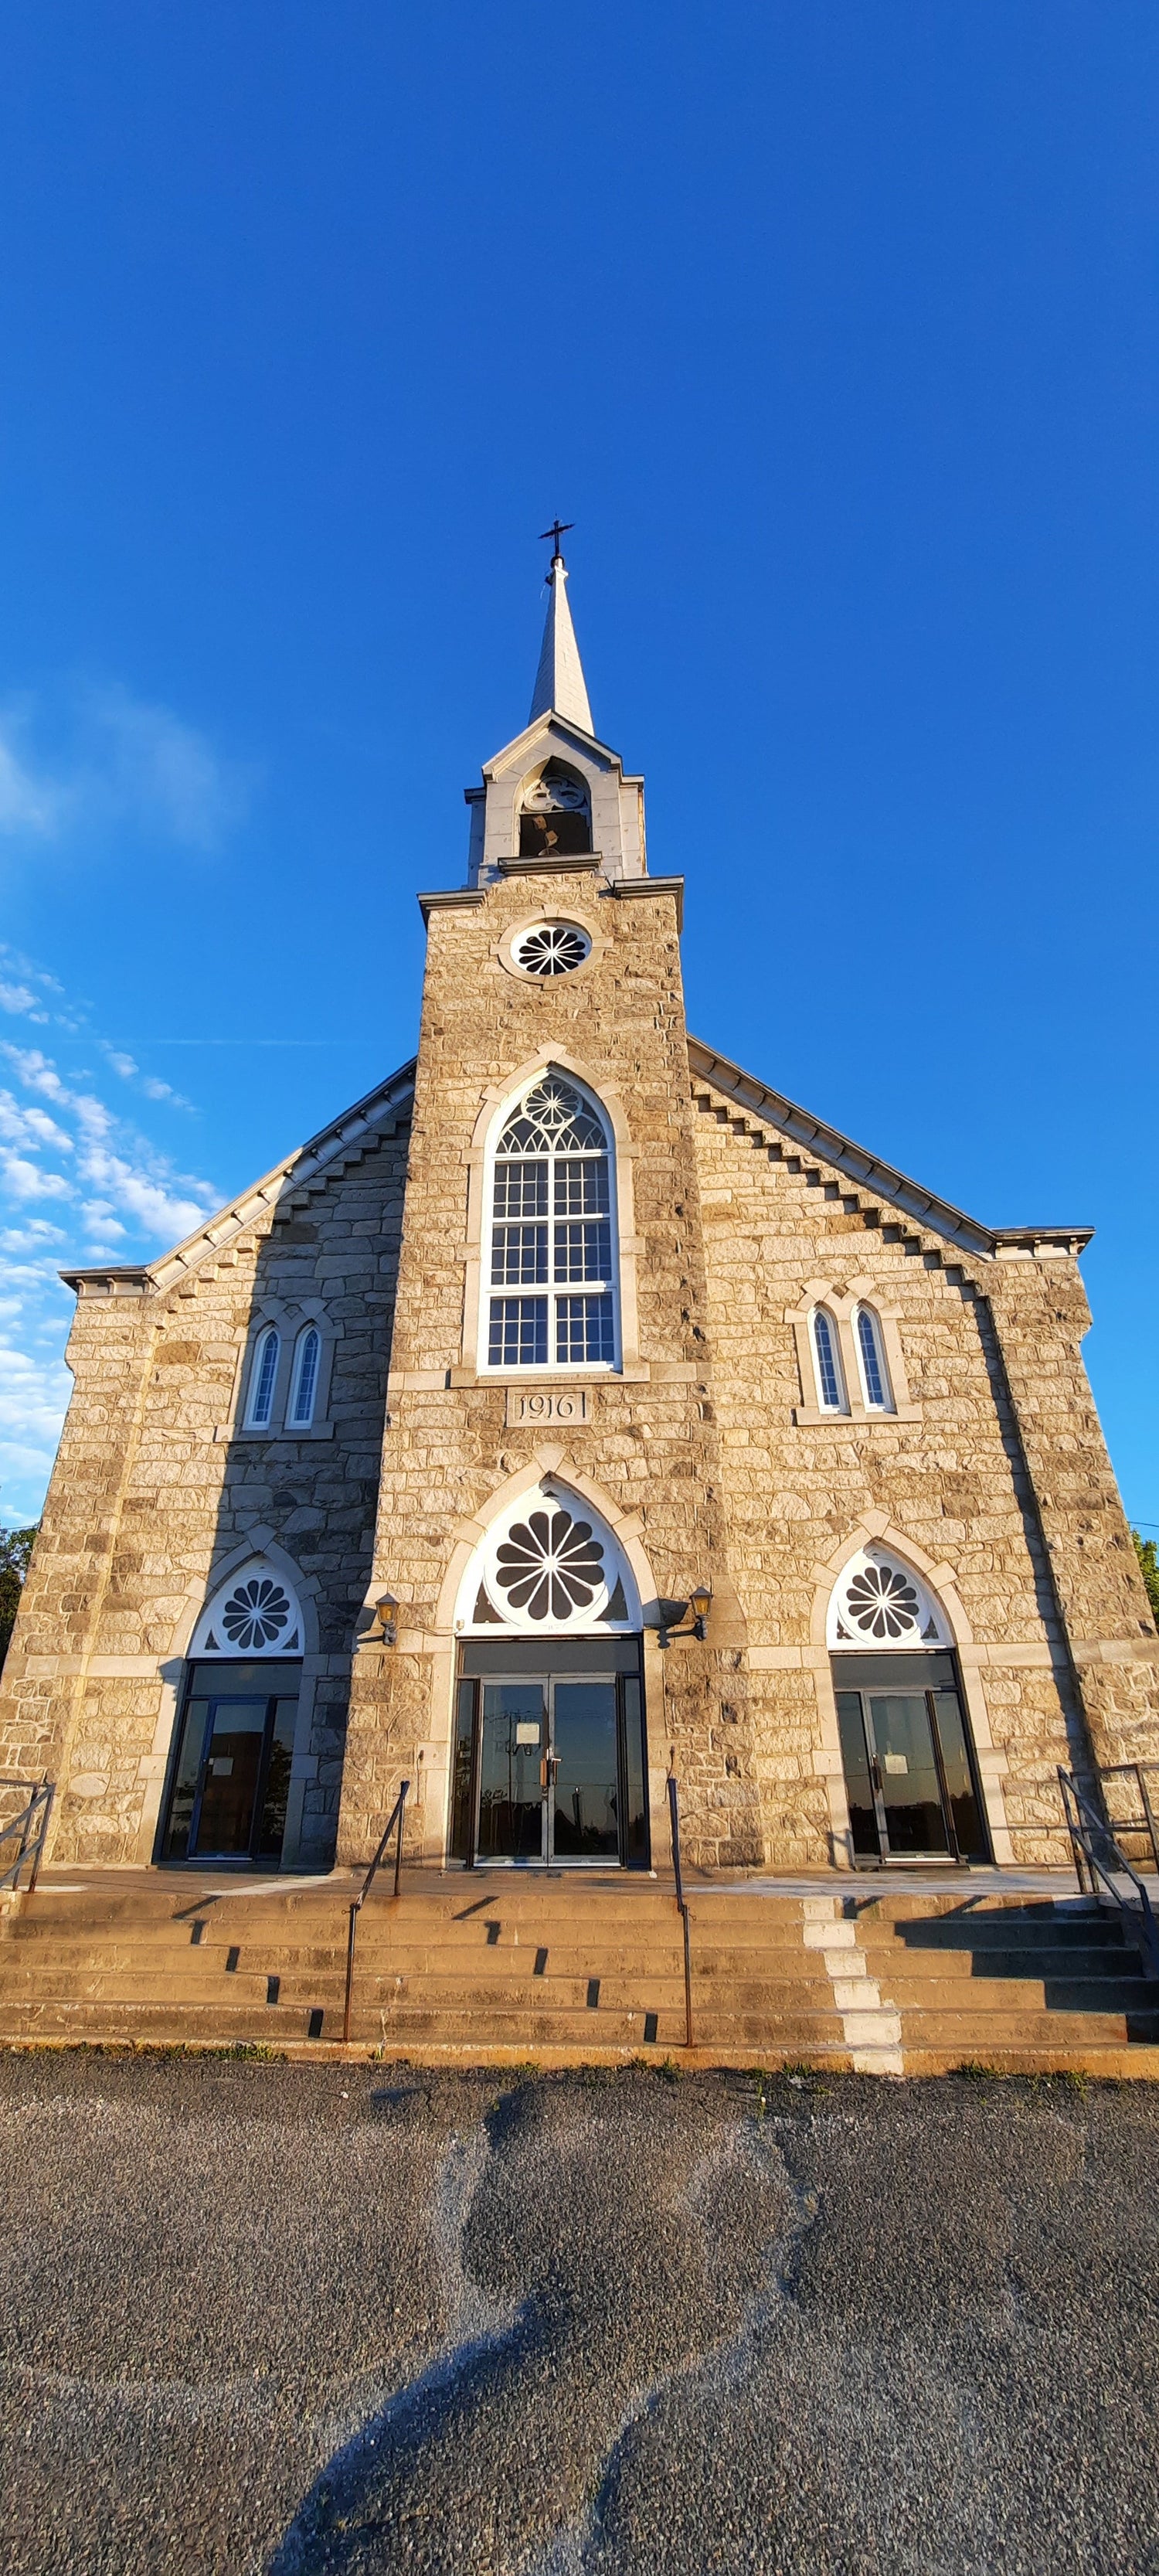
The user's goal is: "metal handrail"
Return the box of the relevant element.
[1058,1768,1159,1978]
[0,1775,54,1894]
[342,1778,410,2044]
[667,1773,694,2048]
[1097,1761,1159,1877]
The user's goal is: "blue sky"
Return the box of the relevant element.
[0,2,1156,1530]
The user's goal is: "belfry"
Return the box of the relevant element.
[4,546,1158,1898]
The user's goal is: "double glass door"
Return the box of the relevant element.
[161,1659,301,1864]
[833,1651,987,1865]
[452,1644,647,1867]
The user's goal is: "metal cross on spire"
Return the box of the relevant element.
[529,524,592,731]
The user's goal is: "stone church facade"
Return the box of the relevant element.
[3,553,1157,1881]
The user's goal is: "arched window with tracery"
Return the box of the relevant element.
[246,1325,280,1428]
[483,1073,618,1370]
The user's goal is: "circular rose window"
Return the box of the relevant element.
[513,922,591,977]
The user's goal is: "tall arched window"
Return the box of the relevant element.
[811,1308,846,1413]
[246,1325,280,1428]
[484,1073,618,1370]
[855,1305,893,1411]
[288,1325,320,1428]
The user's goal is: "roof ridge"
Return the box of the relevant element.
[62,1057,417,1297]
[687,1037,1092,1258]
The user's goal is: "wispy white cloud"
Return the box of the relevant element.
[0,980,50,1020]
[97,1040,192,1111]
[85,682,250,849]
[0,720,63,838]
[0,1154,72,1204]
[0,681,253,859]
[0,992,221,1522]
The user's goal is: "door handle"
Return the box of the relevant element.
[540,1752,559,1789]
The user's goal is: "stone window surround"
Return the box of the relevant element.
[455,1047,647,1387]
[355,1447,668,1867]
[495,909,610,985]
[124,1530,327,1870]
[786,1277,921,1426]
[804,1512,1015,1868]
[219,1298,338,1443]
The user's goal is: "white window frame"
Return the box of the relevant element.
[245,1325,281,1428]
[853,1304,894,1413]
[287,1324,321,1429]
[811,1307,848,1414]
[478,1071,620,1375]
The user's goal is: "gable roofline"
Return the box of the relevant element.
[60,1057,417,1299]
[479,708,642,788]
[687,1038,1093,1261]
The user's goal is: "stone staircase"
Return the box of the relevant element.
[854,1892,1159,2074]
[2,1870,1158,2073]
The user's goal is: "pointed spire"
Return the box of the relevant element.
[529,550,593,734]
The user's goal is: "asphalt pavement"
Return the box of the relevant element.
[2,2053,1157,2575]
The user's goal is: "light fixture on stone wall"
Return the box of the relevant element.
[688,1584,712,1638]
[375,1593,399,1645]
[659,1584,712,1645]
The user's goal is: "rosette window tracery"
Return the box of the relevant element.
[514,923,590,977]
[219,1577,293,1652]
[493,1506,607,1622]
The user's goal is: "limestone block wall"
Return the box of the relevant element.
[688,1077,1157,1867]
[987,1258,1159,1775]
[337,869,763,1874]
[0,1122,409,1868]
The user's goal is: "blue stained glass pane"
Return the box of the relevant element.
[488,1298,549,1366]
[290,1328,319,1426]
[556,1295,615,1365]
[814,1312,841,1409]
[250,1329,280,1426]
[858,1309,886,1407]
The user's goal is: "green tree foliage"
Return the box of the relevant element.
[0,1525,38,1675]
[1134,1531,1159,1628]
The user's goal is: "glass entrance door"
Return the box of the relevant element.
[477,1682,548,1862]
[551,1682,620,1859]
[833,1652,988,1865]
[452,1642,648,1868]
[161,1660,301,1864]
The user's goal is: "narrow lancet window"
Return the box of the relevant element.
[855,1307,892,1411]
[812,1309,845,1412]
[485,1074,617,1370]
[246,1326,280,1428]
[288,1325,320,1428]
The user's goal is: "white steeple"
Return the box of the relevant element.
[529,547,593,734]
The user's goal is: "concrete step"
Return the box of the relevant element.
[865,1968,1150,2009]
[356,2005,848,2045]
[881,2005,1159,2046]
[858,1941,1147,1982]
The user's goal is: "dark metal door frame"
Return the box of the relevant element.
[461,1665,640,1868]
[858,1686,960,1863]
[184,1685,284,1864]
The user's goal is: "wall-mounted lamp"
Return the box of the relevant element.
[658,1584,712,1645]
[374,1592,399,1646]
[688,1584,712,1639]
